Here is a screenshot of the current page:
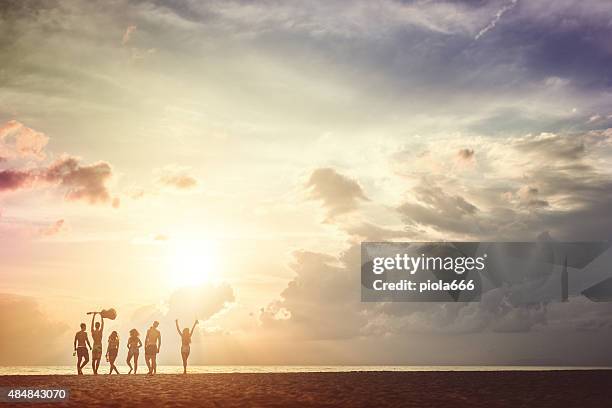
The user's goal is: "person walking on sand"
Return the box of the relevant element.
[126,329,142,374]
[106,331,120,375]
[145,321,161,375]
[90,312,105,375]
[74,323,92,375]
[175,319,198,374]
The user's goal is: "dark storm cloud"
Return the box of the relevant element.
[489,1,612,91]
[0,0,58,17]
[261,248,367,340]
[465,0,612,92]
[3,0,610,137]
[151,0,612,130]
[263,242,612,350]
[392,129,612,241]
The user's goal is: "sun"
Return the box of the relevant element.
[166,239,220,287]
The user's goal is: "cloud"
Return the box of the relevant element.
[386,128,612,241]
[514,132,586,161]
[122,24,137,46]
[44,155,114,205]
[0,120,118,209]
[156,165,198,190]
[166,0,504,39]
[306,168,368,220]
[0,120,49,161]
[0,169,33,191]
[261,248,366,340]
[261,243,554,343]
[0,155,116,206]
[261,238,612,353]
[397,181,479,235]
[127,187,146,199]
[457,148,475,162]
[126,166,199,201]
[0,293,68,364]
[167,283,235,322]
[344,222,417,241]
[38,219,65,237]
[515,185,549,208]
[474,0,518,40]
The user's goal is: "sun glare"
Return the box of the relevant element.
[167,240,220,287]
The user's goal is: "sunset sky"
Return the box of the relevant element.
[2,0,612,366]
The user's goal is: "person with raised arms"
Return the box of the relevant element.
[89,312,105,375]
[175,319,198,374]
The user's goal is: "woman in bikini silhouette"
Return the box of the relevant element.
[106,331,120,374]
[126,328,142,374]
[175,319,198,374]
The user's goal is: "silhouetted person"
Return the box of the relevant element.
[73,323,92,375]
[106,331,120,374]
[175,319,198,374]
[126,329,142,374]
[90,312,104,375]
[145,321,161,375]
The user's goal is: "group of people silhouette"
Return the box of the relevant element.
[73,312,198,375]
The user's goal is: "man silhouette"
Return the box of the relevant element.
[74,323,92,375]
[145,321,161,374]
[90,312,105,375]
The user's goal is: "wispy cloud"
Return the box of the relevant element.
[122,24,137,45]
[155,165,198,190]
[475,0,518,40]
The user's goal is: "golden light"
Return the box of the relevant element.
[166,239,220,287]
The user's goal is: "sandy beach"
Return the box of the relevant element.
[1,370,611,407]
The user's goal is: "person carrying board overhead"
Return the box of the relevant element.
[90,312,105,375]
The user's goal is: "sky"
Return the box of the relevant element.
[2,0,612,366]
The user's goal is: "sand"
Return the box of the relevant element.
[1,371,611,407]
